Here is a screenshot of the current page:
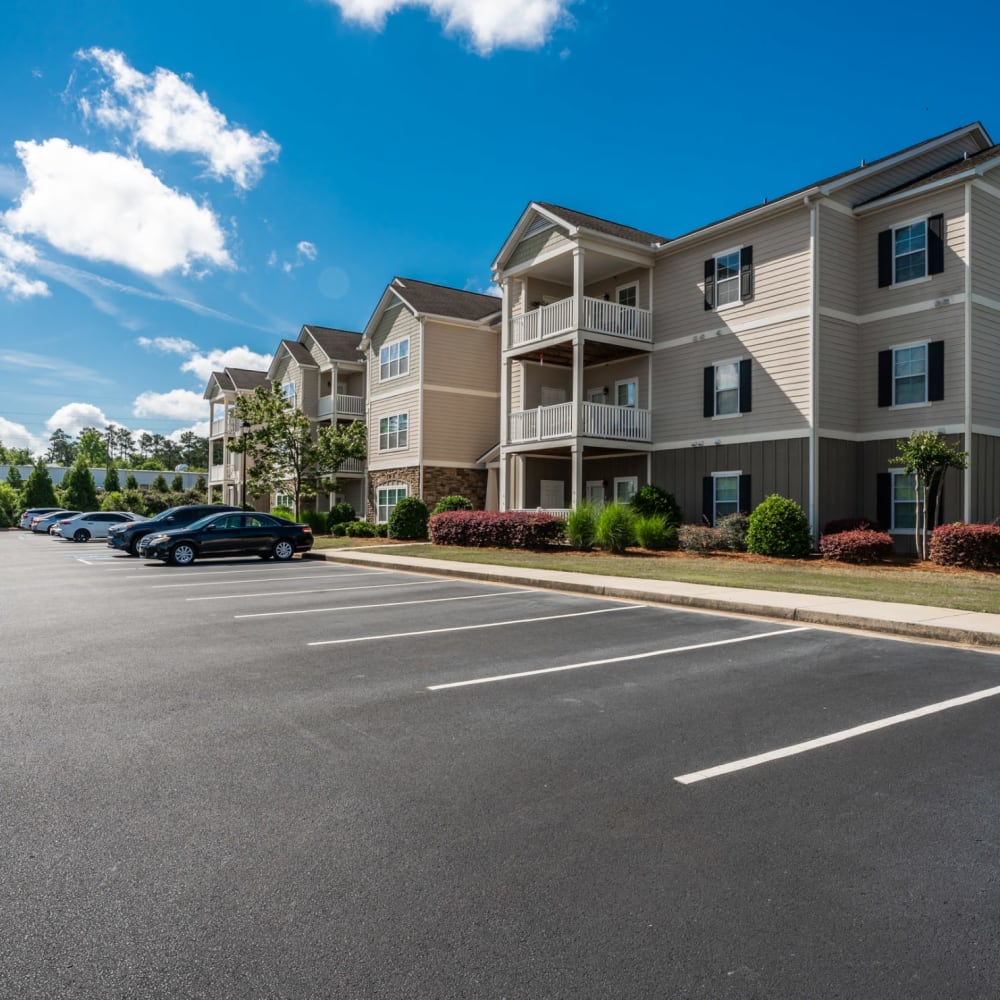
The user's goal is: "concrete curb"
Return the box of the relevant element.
[305,550,1000,650]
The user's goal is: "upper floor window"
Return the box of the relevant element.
[379,413,408,451]
[704,246,754,310]
[877,341,944,407]
[878,214,944,287]
[703,359,752,418]
[380,339,409,381]
[282,382,296,407]
[615,378,637,408]
[616,282,638,308]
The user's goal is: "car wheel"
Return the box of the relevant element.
[273,539,295,561]
[169,543,196,566]
[129,536,144,556]
[73,529,90,542]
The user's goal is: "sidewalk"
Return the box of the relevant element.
[307,548,1000,650]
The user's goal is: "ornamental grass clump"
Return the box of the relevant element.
[594,503,635,554]
[564,502,598,550]
[745,494,813,558]
[633,514,677,550]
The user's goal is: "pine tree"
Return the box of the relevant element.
[22,459,59,508]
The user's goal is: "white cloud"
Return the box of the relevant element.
[45,402,111,436]
[136,336,198,354]
[168,419,210,441]
[0,350,109,384]
[78,48,280,190]
[5,138,233,277]
[0,231,49,299]
[0,416,47,455]
[132,388,206,421]
[270,240,319,274]
[296,241,318,261]
[329,0,574,53]
[464,277,502,297]
[180,346,273,382]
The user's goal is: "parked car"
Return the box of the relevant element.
[139,511,314,566]
[19,507,64,530]
[56,510,148,542]
[31,510,80,533]
[107,504,241,556]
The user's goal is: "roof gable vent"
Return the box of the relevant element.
[525,213,554,237]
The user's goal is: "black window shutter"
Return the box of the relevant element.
[703,366,715,418]
[878,349,893,407]
[739,359,752,413]
[928,340,945,401]
[878,229,893,287]
[740,245,754,301]
[702,476,714,524]
[876,473,892,530]
[703,259,715,311]
[928,214,945,275]
[738,475,751,514]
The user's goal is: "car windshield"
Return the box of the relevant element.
[184,513,224,531]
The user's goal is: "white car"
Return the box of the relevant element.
[55,510,147,542]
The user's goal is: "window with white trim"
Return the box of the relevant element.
[377,485,408,524]
[378,413,408,451]
[379,339,409,381]
[704,247,754,310]
[282,382,296,407]
[704,359,750,417]
[275,491,292,510]
[713,473,740,522]
[890,471,916,531]
[893,220,927,284]
[615,379,637,408]
[714,251,741,307]
[614,477,637,503]
[616,282,638,308]
[893,344,927,405]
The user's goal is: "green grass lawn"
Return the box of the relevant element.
[311,536,1000,614]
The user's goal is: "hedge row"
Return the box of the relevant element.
[429,511,564,548]
[819,529,894,563]
[929,523,1000,569]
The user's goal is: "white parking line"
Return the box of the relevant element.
[428,627,809,690]
[148,571,369,590]
[189,580,434,602]
[308,604,642,646]
[235,589,533,619]
[674,682,1000,785]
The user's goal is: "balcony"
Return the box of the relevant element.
[317,393,365,420]
[510,296,652,350]
[509,402,650,444]
[336,457,365,475]
[210,416,241,437]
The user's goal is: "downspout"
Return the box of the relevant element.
[964,182,973,522]
[806,194,819,539]
[418,316,425,501]
[499,277,510,512]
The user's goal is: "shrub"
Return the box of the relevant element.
[376,523,389,538]
[103,465,121,494]
[0,482,18,527]
[633,514,677,551]
[432,495,474,514]
[595,503,635,554]
[388,496,429,540]
[344,520,380,537]
[429,511,564,549]
[301,509,328,533]
[271,506,294,521]
[929,522,1000,569]
[629,484,682,526]
[331,523,347,536]
[170,474,184,492]
[143,494,172,515]
[717,511,750,551]
[151,474,169,493]
[678,524,726,553]
[746,494,813,558]
[819,529,895,563]
[564,502,598,550]
[822,517,881,536]
[124,474,140,491]
[327,502,356,528]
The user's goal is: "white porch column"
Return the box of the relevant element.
[570,442,581,509]
[572,247,585,332]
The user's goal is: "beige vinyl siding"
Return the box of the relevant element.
[971,179,1000,300]
[368,305,420,400]
[583,356,649,408]
[817,202,858,312]
[520,277,572,312]
[510,359,523,412]
[818,316,859,432]
[858,306,965,434]
[273,355,309,414]
[857,187,966,316]
[507,228,572,270]
[304,334,326,367]
[652,314,811,441]
[970,303,1000,426]
[423,389,498,464]
[586,267,651,309]
[971,433,1000,522]
[423,321,499,395]
[831,135,984,207]
[367,387,420,471]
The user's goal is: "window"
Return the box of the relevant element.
[282,382,296,407]
[377,485,408,523]
[891,472,916,531]
[614,477,637,503]
[877,341,944,407]
[380,339,409,381]
[378,413,408,451]
[702,473,750,526]
[704,246,754,310]
[878,214,944,287]
[703,359,752,417]
[275,491,292,510]
[615,379,637,408]
[616,283,638,308]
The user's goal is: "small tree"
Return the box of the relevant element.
[890,431,969,560]
[62,457,99,511]
[6,464,24,493]
[103,463,121,494]
[151,473,170,493]
[22,458,59,509]
[124,473,140,491]
[170,474,184,492]
[388,496,429,540]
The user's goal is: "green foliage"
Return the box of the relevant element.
[22,459,59,509]
[678,524,726,552]
[271,506,295,521]
[716,511,750,551]
[930,523,1000,569]
[0,441,31,465]
[594,503,635,554]
[388,495,429,540]
[629,484,682,526]
[633,514,677,550]
[746,494,813,558]
[331,522,347,536]
[46,429,77,466]
[103,464,120,494]
[0,482,20,527]
[100,490,146,515]
[151,474,169,493]
[564,501,598,550]
[344,520,380,537]
[124,473,140,491]
[170,474,184,492]
[432,495,474,514]
[6,464,24,492]
[76,427,107,467]
[327,502,357,528]
[62,457,99,511]
[301,509,328,534]
[819,529,895,563]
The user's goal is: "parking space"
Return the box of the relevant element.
[4,531,1000,998]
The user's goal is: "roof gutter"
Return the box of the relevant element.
[853,157,1000,215]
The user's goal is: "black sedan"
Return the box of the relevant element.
[139,512,314,566]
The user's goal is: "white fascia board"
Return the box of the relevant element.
[420,312,502,330]
[491,201,562,274]
[360,286,405,350]
[853,169,991,215]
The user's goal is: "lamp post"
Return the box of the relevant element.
[240,420,249,510]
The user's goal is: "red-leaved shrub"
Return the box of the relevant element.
[929,523,1000,569]
[819,528,894,563]
[429,510,564,549]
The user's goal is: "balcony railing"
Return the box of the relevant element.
[508,402,650,444]
[509,296,652,349]
[317,393,365,419]
[336,457,365,475]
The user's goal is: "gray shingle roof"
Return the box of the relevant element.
[535,202,669,246]
[278,339,317,366]
[226,368,269,391]
[392,277,502,321]
[301,325,363,361]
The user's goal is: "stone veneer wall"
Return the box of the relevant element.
[367,467,421,522]
[366,466,488,520]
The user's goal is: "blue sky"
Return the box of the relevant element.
[1,0,998,454]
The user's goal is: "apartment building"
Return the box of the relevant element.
[492,122,1000,545]
[360,277,502,522]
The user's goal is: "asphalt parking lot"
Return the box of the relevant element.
[3,531,1000,999]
